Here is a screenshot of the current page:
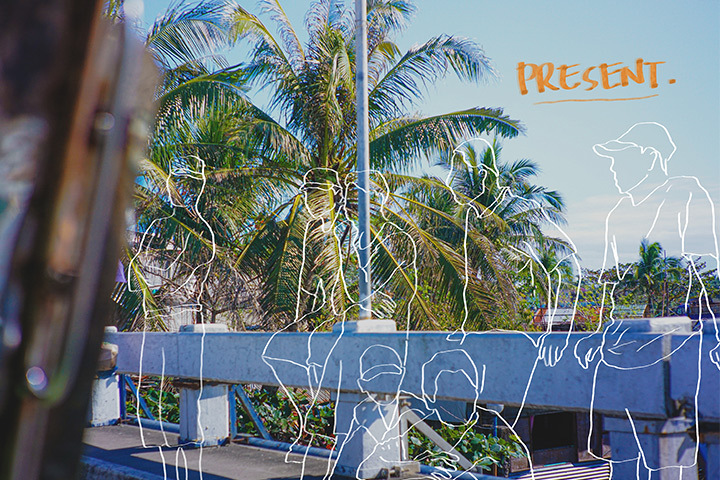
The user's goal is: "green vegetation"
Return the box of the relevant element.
[109,0,579,333]
[407,141,570,330]
[125,376,180,424]
[408,423,526,473]
[236,387,336,449]
[125,378,526,472]
[575,240,720,328]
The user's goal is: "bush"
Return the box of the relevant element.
[125,376,180,424]
[124,380,526,472]
[236,386,335,449]
[408,422,526,474]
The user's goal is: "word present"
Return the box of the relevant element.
[517,59,669,95]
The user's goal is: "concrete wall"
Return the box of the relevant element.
[106,327,718,420]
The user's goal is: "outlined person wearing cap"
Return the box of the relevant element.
[417,349,532,479]
[329,344,414,480]
[574,122,719,479]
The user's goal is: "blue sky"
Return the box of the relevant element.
[137,0,719,268]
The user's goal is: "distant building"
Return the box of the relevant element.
[531,307,595,331]
[672,297,720,319]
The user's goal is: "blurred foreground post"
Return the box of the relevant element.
[0,2,156,479]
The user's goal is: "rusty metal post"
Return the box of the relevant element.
[0,2,156,478]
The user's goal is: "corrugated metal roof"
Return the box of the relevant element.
[510,461,610,480]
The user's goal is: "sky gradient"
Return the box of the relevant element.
[139,0,720,268]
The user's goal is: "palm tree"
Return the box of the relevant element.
[402,141,570,328]
[110,0,279,330]
[226,0,523,330]
[626,239,684,317]
[112,0,526,331]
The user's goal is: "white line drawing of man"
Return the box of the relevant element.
[441,138,583,454]
[574,122,719,479]
[330,344,410,480]
[262,167,422,478]
[416,349,533,479]
[129,157,216,330]
[260,168,353,470]
[443,137,583,368]
[127,155,216,475]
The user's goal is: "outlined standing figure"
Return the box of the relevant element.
[127,155,216,474]
[262,168,422,478]
[129,156,217,330]
[575,122,720,480]
[443,137,583,368]
[441,138,583,450]
[261,168,354,469]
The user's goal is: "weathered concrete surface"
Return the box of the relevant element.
[82,424,338,480]
[80,455,165,480]
[604,417,698,480]
[101,320,720,479]
[88,374,121,426]
[106,326,720,419]
[179,384,229,446]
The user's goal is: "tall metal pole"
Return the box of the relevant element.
[355,0,372,320]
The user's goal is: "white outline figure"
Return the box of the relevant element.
[129,157,216,329]
[127,155,216,479]
[261,168,421,478]
[417,349,532,479]
[260,168,357,471]
[262,136,590,478]
[329,344,410,480]
[443,137,583,369]
[574,122,720,480]
[442,138,585,456]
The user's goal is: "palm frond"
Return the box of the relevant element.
[259,0,305,66]
[229,4,299,83]
[158,66,248,106]
[146,0,233,70]
[368,35,495,121]
[365,0,415,51]
[369,108,523,172]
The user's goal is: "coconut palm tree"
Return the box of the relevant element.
[226,0,523,330]
[109,0,280,330]
[401,141,570,328]
[113,0,526,331]
[627,239,684,317]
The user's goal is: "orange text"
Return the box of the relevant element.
[517,58,668,95]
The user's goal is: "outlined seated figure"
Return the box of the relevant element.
[443,137,583,368]
[417,349,531,479]
[574,122,718,479]
[331,344,423,480]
